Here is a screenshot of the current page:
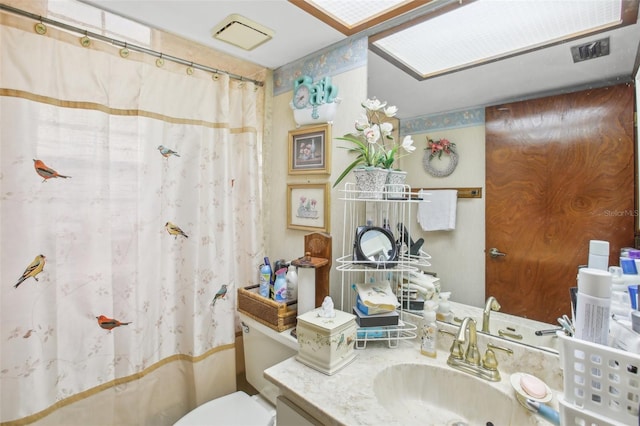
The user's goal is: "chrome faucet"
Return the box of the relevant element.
[482,296,501,333]
[446,317,511,382]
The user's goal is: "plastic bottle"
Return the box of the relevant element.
[259,257,271,298]
[436,292,452,322]
[286,265,298,301]
[421,301,438,358]
[264,257,275,299]
[574,267,612,345]
[587,240,609,271]
[273,268,288,302]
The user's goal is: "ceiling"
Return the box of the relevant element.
[82,0,640,119]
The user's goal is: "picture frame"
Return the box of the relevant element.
[287,183,330,232]
[288,124,331,175]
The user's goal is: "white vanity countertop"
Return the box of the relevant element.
[264,335,561,426]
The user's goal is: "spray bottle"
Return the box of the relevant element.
[273,268,288,302]
[259,257,271,298]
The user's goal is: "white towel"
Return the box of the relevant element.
[417,189,457,231]
[353,280,399,312]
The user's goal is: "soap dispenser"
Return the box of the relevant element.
[437,292,452,322]
[421,301,438,358]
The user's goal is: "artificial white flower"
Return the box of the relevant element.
[363,125,381,144]
[362,98,386,112]
[380,122,393,138]
[384,105,398,118]
[401,135,416,153]
[334,97,415,187]
[354,114,369,131]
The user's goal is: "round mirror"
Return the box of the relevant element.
[353,226,399,268]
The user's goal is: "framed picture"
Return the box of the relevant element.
[288,124,331,175]
[287,183,330,232]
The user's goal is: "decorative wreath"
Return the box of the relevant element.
[423,137,458,177]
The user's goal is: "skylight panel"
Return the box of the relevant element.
[371,0,626,79]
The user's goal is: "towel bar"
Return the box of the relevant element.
[412,187,482,199]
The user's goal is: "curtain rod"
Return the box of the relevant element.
[0,3,264,87]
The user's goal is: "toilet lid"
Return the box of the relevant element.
[174,391,274,426]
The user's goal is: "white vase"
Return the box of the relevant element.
[353,167,388,199]
[386,170,407,185]
[385,170,407,198]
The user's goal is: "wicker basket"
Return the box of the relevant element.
[237,285,297,332]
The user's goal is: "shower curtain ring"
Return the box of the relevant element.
[156,53,165,68]
[80,31,91,47]
[120,42,130,58]
[34,17,47,35]
[186,62,194,75]
[212,70,220,81]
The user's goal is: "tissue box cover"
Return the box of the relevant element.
[296,308,357,375]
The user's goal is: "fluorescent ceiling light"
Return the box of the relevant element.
[370,0,637,80]
[289,0,430,35]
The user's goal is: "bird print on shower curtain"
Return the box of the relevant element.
[96,315,132,330]
[157,145,180,158]
[33,159,71,182]
[165,222,189,239]
[13,254,46,288]
[211,284,228,307]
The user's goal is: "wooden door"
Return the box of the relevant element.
[485,84,636,324]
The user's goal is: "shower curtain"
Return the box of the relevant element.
[0,20,263,425]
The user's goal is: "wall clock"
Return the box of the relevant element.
[293,84,311,109]
[291,75,340,126]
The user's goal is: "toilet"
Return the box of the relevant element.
[174,312,298,426]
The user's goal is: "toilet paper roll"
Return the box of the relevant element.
[297,267,316,316]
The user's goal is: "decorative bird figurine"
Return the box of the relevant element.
[165,222,189,239]
[33,159,71,182]
[14,254,46,288]
[211,284,228,307]
[157,145,180,158]
[96,315,131,330]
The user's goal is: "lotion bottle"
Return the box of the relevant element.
[574,267,612,345]
[421,301,438,358]
[286,265,298,301]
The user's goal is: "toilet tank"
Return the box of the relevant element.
[239,312,297,405]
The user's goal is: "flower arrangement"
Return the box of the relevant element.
[424,136,459,177]
[333,98,415,188]
[426,137,456,159]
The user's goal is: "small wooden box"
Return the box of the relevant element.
[237,285,297,332]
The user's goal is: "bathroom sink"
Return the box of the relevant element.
[373,363,530,425]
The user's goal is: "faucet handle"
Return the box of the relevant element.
[449,341,464,359]
[439,329,465,359]
[482,343,513,370]
[487,342,514,355]
[482,348,499,370]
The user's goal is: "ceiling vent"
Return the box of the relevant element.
[211,14,274,51]
[570,37,610,63]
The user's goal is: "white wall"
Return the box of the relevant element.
[401,126,486,307]
[268,66,489,309]
[268,66,368,301]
